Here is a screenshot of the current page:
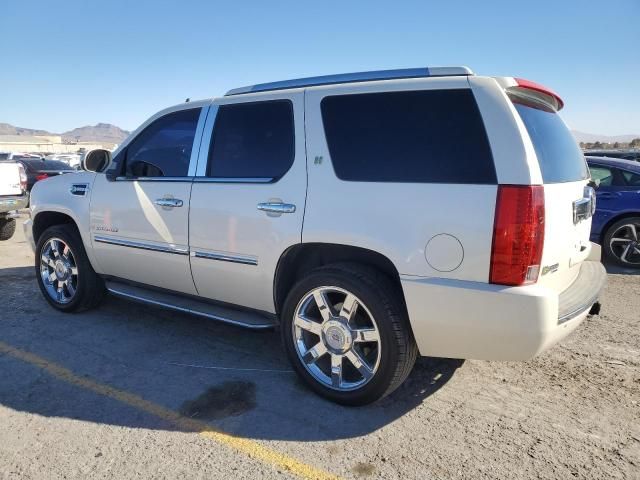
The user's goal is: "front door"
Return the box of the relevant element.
[90,106,207,295]
[189,92,307,313]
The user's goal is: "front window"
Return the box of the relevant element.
[123,108,200,177]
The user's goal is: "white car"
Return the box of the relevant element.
[0,161,28,240]
[24,66,606,405]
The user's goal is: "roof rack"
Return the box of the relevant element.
[225,66,474,96]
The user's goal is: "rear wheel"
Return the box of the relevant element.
[35,224,106,312]
[0,217,16,241]
[603,217,640,268]
[281,264,417,406]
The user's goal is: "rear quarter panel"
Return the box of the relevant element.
[303,77,499,281]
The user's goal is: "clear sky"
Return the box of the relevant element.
[2,0,639,135]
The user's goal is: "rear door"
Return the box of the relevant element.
[188,91,306,313]
[510,96,592,291]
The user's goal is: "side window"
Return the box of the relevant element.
[207,100,294,180]
[589,165,613,186]
[320,89,496,184]
[124,108,200,177]
[621,169,640,187]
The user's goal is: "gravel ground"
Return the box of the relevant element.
[0,216,638,479]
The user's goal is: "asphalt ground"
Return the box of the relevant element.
[1,216,638,479]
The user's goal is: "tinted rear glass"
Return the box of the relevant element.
[207,100,294,180]
[320,89,496,184]
[23,160,71,170]
[513,100,588,183]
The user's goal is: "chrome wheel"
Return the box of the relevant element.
[609,223,640,265]
[40,237,79,304]
[292,286,381,391]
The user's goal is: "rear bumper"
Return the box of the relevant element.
[0,194,28,214]
[401,260,607,361]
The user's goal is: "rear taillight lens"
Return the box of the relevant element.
[36,173,49,181]
[18,164,28,191]
[490,185,545,286]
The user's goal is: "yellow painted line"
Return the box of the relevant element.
[0,340,341,480]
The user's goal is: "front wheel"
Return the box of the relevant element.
[603,217,640,268]
[35,224,106,312]
[281,264,417,406]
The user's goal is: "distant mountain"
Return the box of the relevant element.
[0,122,52,136]
[572,131,640,144]
[61,123,130,144]
[0,122,129,144]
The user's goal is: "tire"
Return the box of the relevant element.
[281,263,417,406]
[35,224,106,312]
[603,216,640,268]
[0,218,16,241]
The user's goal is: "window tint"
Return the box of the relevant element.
[513,100,589,183]
[124,108,200,177]
[320,89,496,184]
[208,100,294,180]
[622,169,640,187]
[22,160,72,170]
[589,165,613,186]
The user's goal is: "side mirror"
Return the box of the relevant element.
[588,179,600,189]
[82,149,111,173]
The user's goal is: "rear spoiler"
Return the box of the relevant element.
[496,77,565,112]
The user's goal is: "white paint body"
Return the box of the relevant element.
[0,163,23,196]
[25,73,602,361]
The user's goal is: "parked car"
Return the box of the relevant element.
[585,150,640,162]
[13,158,76,192]
[46,153,82,169]
[0,162,29,240]
[24,66,606,405]
[587,156,640,267]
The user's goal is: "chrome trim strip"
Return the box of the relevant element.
[114,176,194,182]
[193,177,273,184]
[188,106,210,177]
[558,285,602,325]
[94,235,189,255]
[195,104,219,177]
[106,287,273,330]
[191,250,258,266]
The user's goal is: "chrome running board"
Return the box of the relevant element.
[105,280,276,330]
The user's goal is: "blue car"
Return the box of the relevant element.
[586,156,640,267]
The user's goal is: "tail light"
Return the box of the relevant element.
[490,185,545,286]
[36,173,49,181]
[18,164,28,191]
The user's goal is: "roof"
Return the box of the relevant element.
[585,156,640,173]
[225,66,474,96]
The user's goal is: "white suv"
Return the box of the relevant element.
[24,66,606,405]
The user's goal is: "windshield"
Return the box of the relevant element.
[512,99,589,183]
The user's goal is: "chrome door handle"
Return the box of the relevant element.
[155,198,183,208]
[257,202,296,214]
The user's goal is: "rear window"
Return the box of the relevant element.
[512,100,588,183]
[320,89,496,184]
[207,100,294,180]
[22,160,71,170]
